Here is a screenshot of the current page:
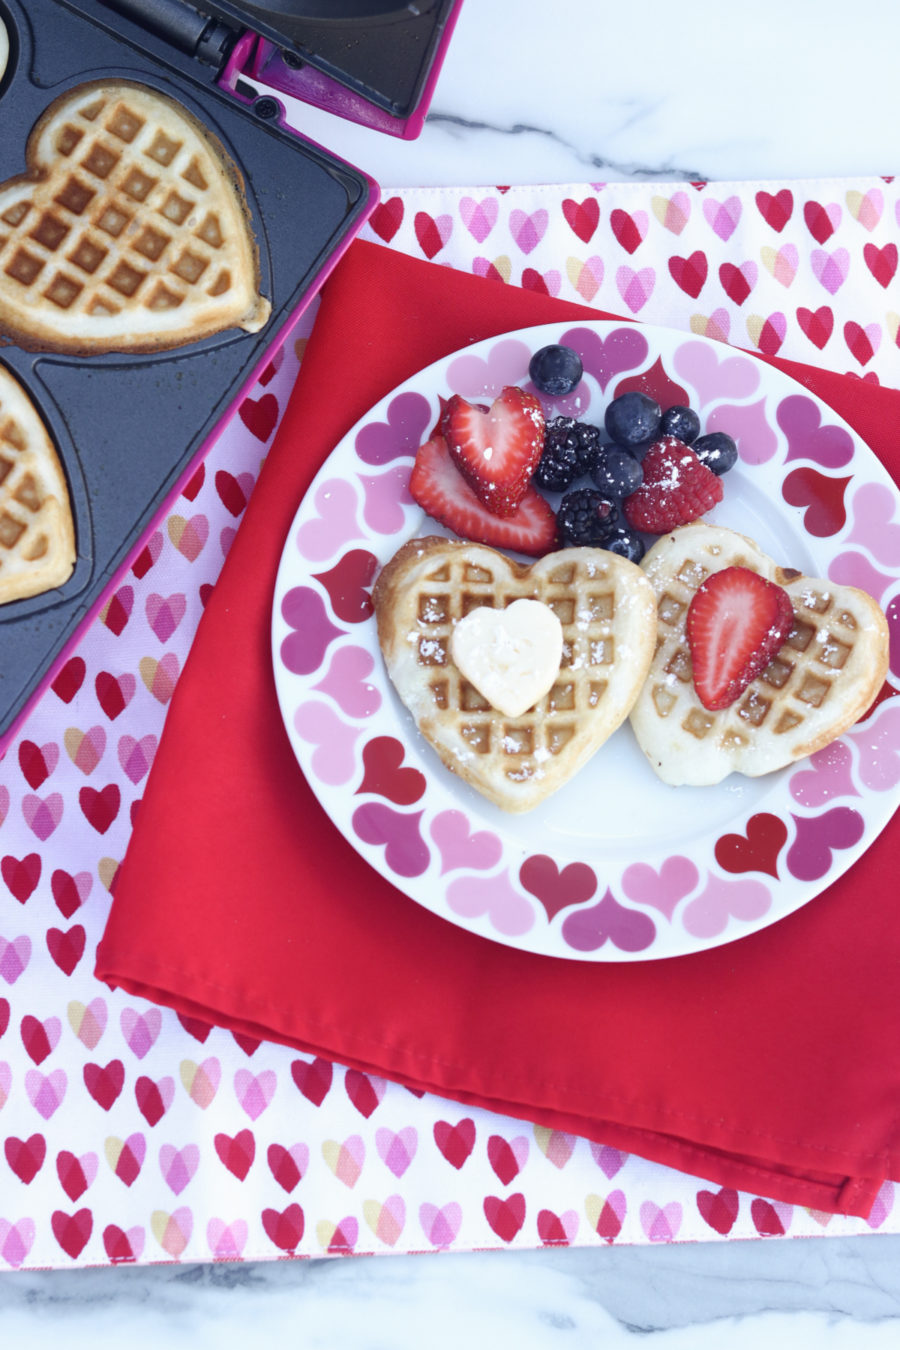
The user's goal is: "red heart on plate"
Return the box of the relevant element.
[781,467,850,536]
[313,549,377,624]
[357,737,426,806]
[519,855,597,921]
[714,812,787,878]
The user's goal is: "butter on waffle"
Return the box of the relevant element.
[0,364,75,605]
[0,80,270,354]
[630,523,890,786]
[373,537,658,813]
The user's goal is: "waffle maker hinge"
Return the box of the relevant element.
[96,0,240,68]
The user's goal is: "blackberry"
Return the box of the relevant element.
[556,488,619,547]
[590,445,643,498]
[534,417,603,492]
[692,431,738,475]
[604,391,662,448]
[660,404,701,444]
[529,344,584,396]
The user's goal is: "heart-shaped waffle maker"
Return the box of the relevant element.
[0,80,270,354]
[0,364,75,605]
[373,537,658,812]
[630,522,890,785]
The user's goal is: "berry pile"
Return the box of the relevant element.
[407,344,738,561]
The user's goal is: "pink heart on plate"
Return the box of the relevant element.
[681,875,771,939]
[446,338,532,399]
[293,702,360,787]
[620,855,699,920]
[848,704,900,791]
[788,740,859,807]
[352,803,430,878]
[707,398,777,466]
[846,483,900,565]
[430,810,503,874]
[446,871,534,937]
[313,646,381,718]
[673,339,761,407]
[295,479,361,562]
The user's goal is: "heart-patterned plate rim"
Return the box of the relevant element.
[271,319,900,962]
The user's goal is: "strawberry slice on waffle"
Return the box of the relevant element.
[686,565,794,711]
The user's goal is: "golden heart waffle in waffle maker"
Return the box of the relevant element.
[373,537,658,813]
[630,523,890,786]
[0,0,461,751]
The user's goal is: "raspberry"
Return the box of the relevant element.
[622,436,723,534]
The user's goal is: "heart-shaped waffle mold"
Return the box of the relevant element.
[373,537,658,812]
[630,523,890,785]
[0,80,270,354]
[0,364,75,604]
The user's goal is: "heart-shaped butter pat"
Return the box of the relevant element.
[450,598,563,717]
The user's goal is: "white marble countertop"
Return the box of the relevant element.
[4,0,900,1344]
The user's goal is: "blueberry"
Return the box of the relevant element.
[589,446,643,498]
[556,489,619,547]
[602,527,645,564]
[528,344,584,397]
[692,431,738,475]
[660,404,701,444]
[604,392,662,448]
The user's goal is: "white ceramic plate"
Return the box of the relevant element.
[272,320,900,960]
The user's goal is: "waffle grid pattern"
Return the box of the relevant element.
[0,82,266,348]
[415,555,618,783]
[649,549,857,753]
[0,366,74,603]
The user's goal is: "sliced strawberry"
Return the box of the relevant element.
[443,386,545,517]
[623,436,723,534]
[409,434,556,557]
[686,566,794,711]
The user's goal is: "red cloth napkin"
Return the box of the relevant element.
[96,239,900,1219]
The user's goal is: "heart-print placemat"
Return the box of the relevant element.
[1,177,899,1271]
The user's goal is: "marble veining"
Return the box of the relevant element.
[4,0,900,1342]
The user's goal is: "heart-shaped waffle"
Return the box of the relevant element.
[0,80,270,354]
[0,363,75,604]
[630,523,890,785]
[372,537,658,812]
